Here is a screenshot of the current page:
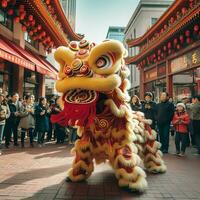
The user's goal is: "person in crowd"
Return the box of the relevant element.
[18,95,35,148]
[51,98,65,144]
[4,93,22,148]
[35,97,49,147]
[141,92,157,129]
[156,92,175,153]
[130,95,142,111]
[168,97,174,103]
[172,103,190,156]
[47,99,55,142]
[182,97,194,146]
[0,93,10,155]
[190,95,200,155]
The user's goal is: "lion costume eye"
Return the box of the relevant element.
[88,40,125,75]
[96,53,115,69]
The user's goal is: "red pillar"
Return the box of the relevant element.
[38,74,45,97]
[140,67,145,100]
[12,66,24,97]
[166,60,173,97]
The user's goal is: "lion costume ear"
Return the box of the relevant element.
[54,46,75,79]
[88,40,126,75]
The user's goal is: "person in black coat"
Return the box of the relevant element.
[51,98,66,144]
[156,92,175,153]
[141,92,157,129]
[4,93,22,148]
[130,95,142,112]
[35,97,49,146]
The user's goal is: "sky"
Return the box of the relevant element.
[76,0,140,43]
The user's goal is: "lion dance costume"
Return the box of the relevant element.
[51,39,166,192]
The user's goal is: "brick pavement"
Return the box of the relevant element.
[0,139,200,200]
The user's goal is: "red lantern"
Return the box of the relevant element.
[168,49,171,54]
[185,30,190,37]
[194,25,199,32]
[170,17,174,24]
[31,20,35,26]
[42,31,46,37]
[176,44,180,50]
[28,15,33,21]
[7,9,14,16]
[37,25,42,30]
[20,12,25,20]
[181,7,187,15]
[1,0,8,8]
[179,35,184,42]
[157,49,161,55]
[14,17,20,23]
[173,38,178,45]
[186,38,191,44]
[46,0,50,5]
[163,46,167,51]
[21,26,26,32]
[164,24,167,30]
[167,42,171,48]
[158,56,161,61]
[29,31,33,36]
[33,28,37,33]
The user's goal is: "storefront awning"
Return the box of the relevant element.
[0,36,35,71]
[27,51,58,80]
[0,35,58,79]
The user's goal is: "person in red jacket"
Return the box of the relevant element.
[172,103,190,156]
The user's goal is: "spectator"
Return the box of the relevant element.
[18,95,35,148]
[130,95,142,111]
[35,97,49,147]
[182,97,194,146]
[172,103,190,156]
[156,92,175,153]
[190,95,200,155]
[0,93,10,155]
[4,93,22,148]
[141,92,157,129]
[47,99,55,142]
[51,98,65,144]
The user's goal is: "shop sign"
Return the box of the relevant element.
[0,49,35,71]
[170,48,200,73]
[144,68,157,82]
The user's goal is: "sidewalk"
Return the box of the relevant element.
[0,138,200,200]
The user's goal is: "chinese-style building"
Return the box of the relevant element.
[126,0,200,102]
[0,0,82,98]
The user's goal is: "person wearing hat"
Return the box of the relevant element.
[0,93,10,155]
[141,92,157,129]
[172,102,190,156]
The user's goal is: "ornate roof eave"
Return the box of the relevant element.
[125,5,200,65]
[126,0,184,47]
[30,0,69,46]
[53,0,83,41]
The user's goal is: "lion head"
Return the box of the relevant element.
[52,39,130,127]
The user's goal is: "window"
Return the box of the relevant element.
[0,8,13,31]
[151,18,158,26]
[24,32,39,50]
